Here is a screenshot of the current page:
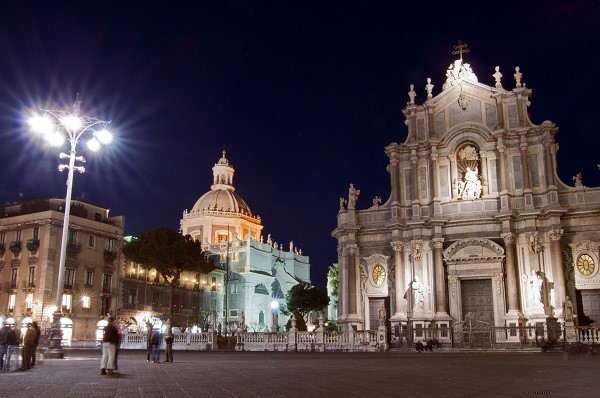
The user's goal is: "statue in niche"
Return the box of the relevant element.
[528,232,540,254]
[529,270,544,308]
[378,304,387,327]
[410,276,425,310]
[359,263,368,309]
[563,296,574,322]
[455,167,482,200]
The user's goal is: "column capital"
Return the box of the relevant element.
[501,232,516,244]
[497,145,506,153]
[390,241,405,252]
[433,238,444,249]
[411,240,423,261]
[346,244,357,254]
[549,229,564,241]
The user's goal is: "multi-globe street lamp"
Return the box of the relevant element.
[26,96,112,358]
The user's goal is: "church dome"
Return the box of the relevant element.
[192,189,253,215]
[190,151,254,216]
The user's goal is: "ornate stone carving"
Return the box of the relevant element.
[549,229,564,241]
[501,232,515,245]
[347,184,360,210]
[526,232,540,254]
[448,275,458,296]
[433,238,444,250]
[346,244,357,254]
[390,241,404,252]
[411,240,423,262]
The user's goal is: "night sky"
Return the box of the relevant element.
[0,1,598,291]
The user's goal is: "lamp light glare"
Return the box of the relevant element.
[96,128,112,144]
[61,115,83,131]
[47,132,65,147]
[87,138,101,152]
[28,115,54,135]
[270,300,279,310]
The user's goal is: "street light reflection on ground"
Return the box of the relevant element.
[26,96,112,359]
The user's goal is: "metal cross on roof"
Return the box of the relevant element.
[452,40,470,61]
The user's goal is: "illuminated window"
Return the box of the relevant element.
[10,269,18,288]
[82,296,91,309]
[62,293,72,311]
[217,233,228,242]
[211,276,217,291]
[230,283,238,294]
[8,294,16,311]
[232,252,238,261]
[220,253,226,262]
[129,288,137,305]
[25,293,33,311]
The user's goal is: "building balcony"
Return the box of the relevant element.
[9,241,21,254]
[0,243,5,255]
[67,242,81,253]
[26,239,40,252]
[104,249,117,262]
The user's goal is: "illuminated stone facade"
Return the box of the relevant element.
[0,198,123,343]
[333,52,600,333]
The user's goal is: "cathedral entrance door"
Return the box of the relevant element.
[369,297,390,331]
[461,279,494,323]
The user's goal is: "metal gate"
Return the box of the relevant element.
[452,312,494,348]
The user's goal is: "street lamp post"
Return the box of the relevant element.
[27,96,112,359]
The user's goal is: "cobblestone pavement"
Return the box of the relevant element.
[1,349,598,398]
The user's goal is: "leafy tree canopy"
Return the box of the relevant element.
[327,263,339,297]
[122,226,215,320]
[285,282,330,319]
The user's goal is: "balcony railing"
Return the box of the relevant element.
[9,241,21,254]
[0,243,4,255]
[67,242,81,253]
[26,239,40,251]
[104,249,117,262]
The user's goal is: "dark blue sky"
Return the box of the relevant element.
[1,1,598,290]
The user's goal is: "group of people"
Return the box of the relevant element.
[100,317,175,375]
[0,321,41,371]
[415,339,439,353]
[145,327,174,363]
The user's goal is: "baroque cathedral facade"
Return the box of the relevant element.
[333,46,600,336]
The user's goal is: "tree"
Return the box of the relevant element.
[122,226,215,321]
[327,263,339,297]
[285,282,330,330]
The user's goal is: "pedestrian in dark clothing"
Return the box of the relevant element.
[114,328,122,373]
[150,330,162,363]
[145,322,153,362]
[30,322,41,367]
[164,333,174,362]
[19,325,36,371]
[100,317,119,375]
[415,341,424,353]
[4,325,18,370]
[0,326,7,370]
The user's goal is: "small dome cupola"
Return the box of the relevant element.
[211,150,235,191]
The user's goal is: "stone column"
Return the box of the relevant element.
[543,140,554,188]
[411,152,419,202]
[449,155,457,198]
[347,244,358,315]
[480,150,489,195]
[520,141,531,190]
[430,151,439,200]
[389,154,400,204]
[549,229,566,319]
[501,232,520,314]
[390,241,406,319]
[337,245,346,320]
[497,144,507,192]
[433,238,447,315]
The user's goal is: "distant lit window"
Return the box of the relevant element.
[229,309,238,318]
[62,293,72,311]
[65,268,75,288]
[28,267,35,287]
[230,283,237,294]
[25,293,33,311]
[232,252,238,261]
[82,296,91,309]
[8,294,16,311]
[217,233,228,242]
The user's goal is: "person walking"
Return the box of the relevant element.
[19,324,36,371]
[30,322,41,368]
[164,332,174,362]
[4,324,18,371]
[100,316,119,375]
[150,329,162,363]
[0,325,7,371]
